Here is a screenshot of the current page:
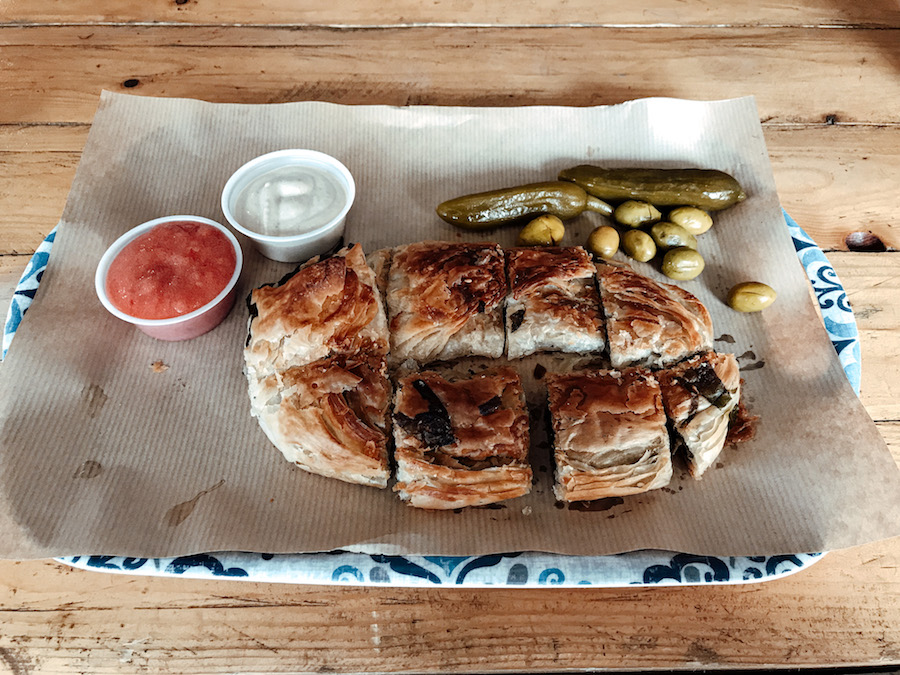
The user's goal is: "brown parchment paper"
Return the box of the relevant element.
[1,92,898,560]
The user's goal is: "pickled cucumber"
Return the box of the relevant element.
[558,166,746,211]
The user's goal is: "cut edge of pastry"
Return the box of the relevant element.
[659,351,741,479]
[546,367,673,502]
[504,246,606,360]
[595,261,713,370]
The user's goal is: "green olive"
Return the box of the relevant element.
[727,282,777,312]
[669,206,713,235]
[661,247,705,280]
[613,200,662,228]
[649,222,698,251]
[518,214,565,246]
[586,225,619,259]
[621,229,657,262]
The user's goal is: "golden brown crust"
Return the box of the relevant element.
[392,367,532,509]
[657,351,741,479]
[596,263,713,369]
[387,241,506,364]
[251,354,391,488]
[658,352,740,422]
[246,244,389,378]
[507,246,597,299]
[244,244,391,488]
[505,247,605,358]
[546,368,672,501]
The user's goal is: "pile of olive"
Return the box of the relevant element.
[586,202,712,281]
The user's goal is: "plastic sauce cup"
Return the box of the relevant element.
[95,215,243,341]
[220,149,356,263]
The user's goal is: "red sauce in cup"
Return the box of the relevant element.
[105,221,237,320]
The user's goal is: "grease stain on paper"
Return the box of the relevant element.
[165,479,225,527]
[73,460,102,479]
[737,350,765,371]
[565,497,625,512]
[81,383,108,419]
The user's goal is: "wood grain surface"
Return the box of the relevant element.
[1,1,899,672]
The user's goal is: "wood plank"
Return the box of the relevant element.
[0,152,73,252]
[0,123,90,152]
[0,535,898,672]
[1,26,899,125]
[830,252,900,420]
[882,420,900,462]
[3,0,899,28]
[770,126,900,252]
[2,124,897,256]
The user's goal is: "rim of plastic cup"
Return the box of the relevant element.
[220,149,356,244]
[95,215,243,327]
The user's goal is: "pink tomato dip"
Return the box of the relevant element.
[105,221,237,320]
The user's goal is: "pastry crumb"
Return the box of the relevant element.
[521,506,533,516]
[150,360,169,373]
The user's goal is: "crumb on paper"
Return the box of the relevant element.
[150,360,169,373]
[522,506,533,516]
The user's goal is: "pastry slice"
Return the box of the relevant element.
[250,354,391,488]
[386,241,507,365]
[245,243,389,382]
[658,351,741,479]
[596,262,712,369]
[547,368,672,501]
[392,367,532,509]
[505,246,606,359]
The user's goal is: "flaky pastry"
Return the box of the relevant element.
[505,246,606,359]
[392,367,531,509]
[245,243,389,382]
[596,263,712,369]
[547,368,672,501]
[658,351,740,479]
[386,241,506,365]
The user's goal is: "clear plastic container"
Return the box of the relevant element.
[221,149,356,263]
[94,215,243,341]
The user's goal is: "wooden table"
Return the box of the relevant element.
[1,2,899,672]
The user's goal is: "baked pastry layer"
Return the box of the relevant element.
[244,244,391,488]
[505,246,606,359]
[245,243,389,382]
[386,241,506,365]
[250,354,392,488]
[393,367,532,509]
[596,262,712,369]
[547,367,672,501]
[658,351,740,479]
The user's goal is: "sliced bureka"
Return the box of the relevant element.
[505,246,606,359]
[250,354,392,488]
[245,243,389,382]
[392,367,532,509]
[386,241,506,365]
[596,263,712,369]
[547,368,672,501]
[658,351,741,479]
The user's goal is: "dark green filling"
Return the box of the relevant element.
[509,309,526,332]
[394,379,456,448]
[676,361,732,410]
